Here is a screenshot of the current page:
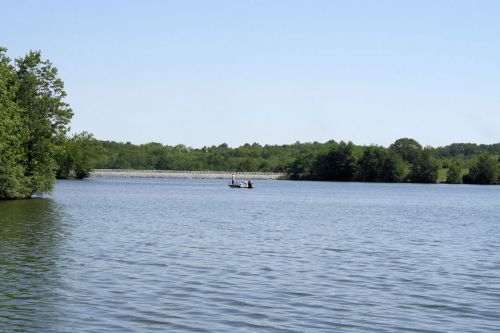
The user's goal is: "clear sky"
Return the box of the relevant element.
[2,0,499,147]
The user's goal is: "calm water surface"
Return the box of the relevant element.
[1,179,499,332]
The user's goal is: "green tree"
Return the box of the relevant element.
[381,153,408,182]
[72,132,103,178]
[463,153,499,184]
[390,138,422,164]
[446,161,462,184]
[357,146,382,181]
[288,152,317,179]
[56,132,103,179]
[0,48,30,198]
[15,50,73,196]
[357,146,407,182]
[312,142,356,181]
[409,148,439,183]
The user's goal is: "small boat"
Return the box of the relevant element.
[229,182,253,189]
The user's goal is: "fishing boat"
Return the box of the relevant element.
[228,181,253,189]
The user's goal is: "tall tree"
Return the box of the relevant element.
[15,50,73,196]
[0,48,30,198]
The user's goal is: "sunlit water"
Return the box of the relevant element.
[1,178,499,332]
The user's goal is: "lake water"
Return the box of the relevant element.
[1,178,499,332]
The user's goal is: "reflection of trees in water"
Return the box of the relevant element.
[0,198,66,332]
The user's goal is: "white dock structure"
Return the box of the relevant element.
[90,169,285,180]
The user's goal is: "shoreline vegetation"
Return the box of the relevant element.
[1,47,499,199]
[80,139,499,185]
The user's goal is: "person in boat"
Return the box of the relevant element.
[248,180,253,188]
[231,174,235,185]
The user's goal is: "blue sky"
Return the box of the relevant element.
[2,0,499,147]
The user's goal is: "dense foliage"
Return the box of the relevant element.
[0,48,73,199]
[462,153,499,185]
[55,132,103,179]
[74,138,499,185]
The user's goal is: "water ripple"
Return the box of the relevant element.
[1,180,500,332]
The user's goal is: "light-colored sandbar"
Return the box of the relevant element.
[90,169,285,180]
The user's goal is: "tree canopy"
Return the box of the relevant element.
[463,153,499,185]
[0,48,73,199]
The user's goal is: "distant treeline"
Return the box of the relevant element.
[61,137,500,185]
